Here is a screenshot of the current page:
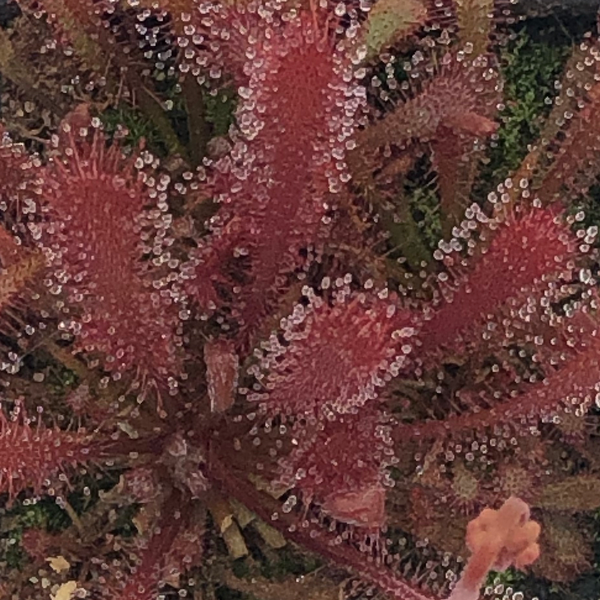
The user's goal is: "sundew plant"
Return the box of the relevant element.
[0,1,599,600]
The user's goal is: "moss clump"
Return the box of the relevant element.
[478,24,571,196]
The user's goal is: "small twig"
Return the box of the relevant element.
[62,498,85,537]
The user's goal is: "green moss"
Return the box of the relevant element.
[205,88,237,137]
[479,26,571,193]
[0,499,67,569]
[231,557,252,579]
[101,105,166,155]
[487,567,526,589]
[409,186,442,253]
[8,497,71,533]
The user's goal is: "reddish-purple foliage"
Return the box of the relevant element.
[4,0,600,599]
[36,124,183,387]
[183,6,364,337]
[0,403,96,502]
[101,494,204,600]
[106,526,180,600]
[277,406,393,529]
[249,290,416,416]
[420,204,584,356]
[400,325,600,441]
[361,52,500,149]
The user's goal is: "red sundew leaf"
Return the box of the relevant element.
[164,510,205,573]
[277,407,393,529]
[184,8,364,340]
[321,486,386,529]
[431,126,480,230]
[398,329,600,442]
[208,453,439,600]
[427,77,498,232]
[37,126,183,386]
[108,542,171,599]
[420,204,585,357]
[176,1,258,84]
[250,292,416,417]
[111,542,169,600]
[538,80,600,204]
[445,110,499,136]
[179,0,358,84]
[0,408,97,503]
[357,51,501,154]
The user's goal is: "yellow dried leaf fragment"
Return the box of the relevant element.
[51,580,77,600]
[46,555,71,574]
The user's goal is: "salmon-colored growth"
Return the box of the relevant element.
[450,497,541,600]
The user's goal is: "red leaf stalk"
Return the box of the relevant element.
[207,447,437,600]
[396,312,600,442]
[358,52,500,152]
[104,495,202,600]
